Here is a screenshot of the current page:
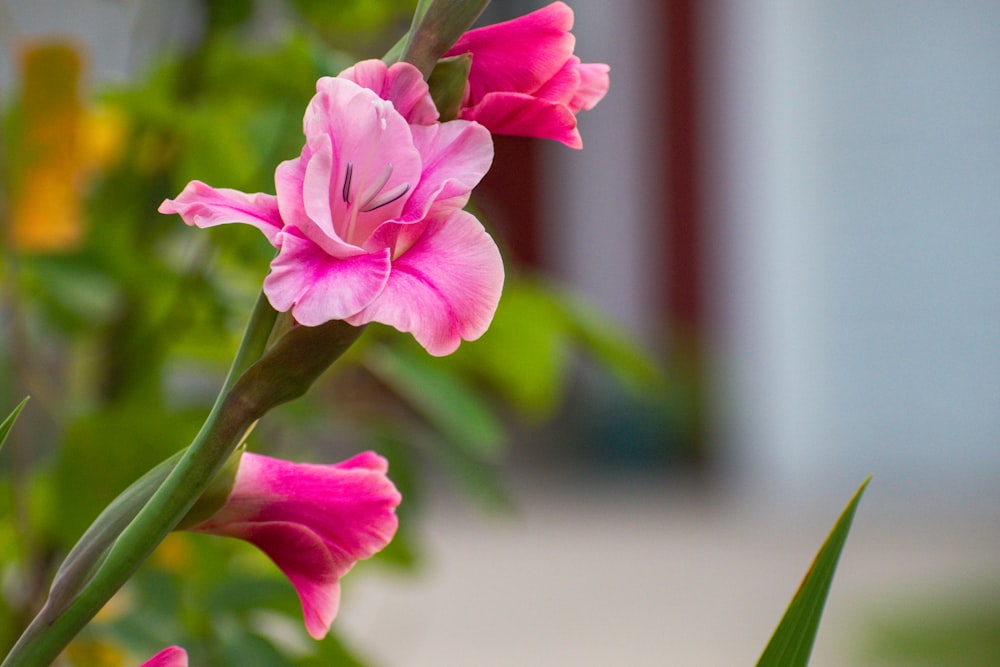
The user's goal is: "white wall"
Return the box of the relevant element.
[0,1,200,93]
[704,0,1000,508]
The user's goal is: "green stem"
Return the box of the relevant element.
[1,291,278,667]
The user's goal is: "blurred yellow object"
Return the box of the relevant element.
[6,40,125,253]
[93,585,133,623]
[8,41,83,252]
[64,638,127,666]
[80,104,128,174]
[153,532,194,573]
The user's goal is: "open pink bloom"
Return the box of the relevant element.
[138,647,187,667]
[445,1,610,148]
[186,451,401,640]
[160,61,503,356]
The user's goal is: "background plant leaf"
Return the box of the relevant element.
[756,477,871,667]
[0,397,29,454]
[366,343,505,463]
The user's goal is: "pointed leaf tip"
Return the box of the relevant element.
[0,397,30,454]
[755,476,871,667]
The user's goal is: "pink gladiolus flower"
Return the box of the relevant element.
[445,1,610,148]
[138,646,187,667]
[186,451,401,640]
[160,61,503,356]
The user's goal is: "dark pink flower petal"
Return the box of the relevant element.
[338,60,439,125]
[530,56,583,106]
[158,181,283,246]
[188,451,400,639]
[348,209,504,356]
[461,92,581,148]
[264,228,391,325]
[138,647,187,667]
[447,1,575,104]
[234,521,341,639]
[444,2,608,147]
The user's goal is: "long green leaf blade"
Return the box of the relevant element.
[0,397,29,453]
[367,345,505,462]
[756,477,871,667]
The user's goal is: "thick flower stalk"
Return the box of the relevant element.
[444,1,610,147]
[137,647,187,667]
[160,61,504,356]
[184,451,401,639]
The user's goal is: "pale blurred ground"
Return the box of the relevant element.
[340,471,1000,667]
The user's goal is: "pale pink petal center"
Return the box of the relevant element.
[295,78,423,250]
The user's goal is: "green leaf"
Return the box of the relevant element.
[443,279,572,419]
[366,344,505,462]
[46,450,186,618]
[756,477,871,667]
[556,289,664,394]
[0,397,29,454]
[427,53,472,121]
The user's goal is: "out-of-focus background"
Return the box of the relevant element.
[1,0,998,665]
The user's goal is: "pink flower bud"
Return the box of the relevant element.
[186,451,401,639]
[445,1,610,148]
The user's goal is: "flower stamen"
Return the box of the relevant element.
[342,161,410,215]
[342,162,354,203]
[361,183,409,212]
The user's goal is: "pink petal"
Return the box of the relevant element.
[348,209,504,356]
[263,228,391,325]
[158,181,283,246]
[461,92,582,148]
[446,2,576,104]
[530,56,583,106]
[138,647,187,667]
[331,450,391,474]
[396,120,494,225]
[235,521,341,639]
[301,77,422,245]
[188,451,401,639]
[274,154,361,257]
[338,60,439,125]
[299,135,364,257]
[242,453,401,558]
[275,155,309,227]
[569,61,610,112]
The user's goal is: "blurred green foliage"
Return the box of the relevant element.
[0,1,661,664]
[860,585,1000,667]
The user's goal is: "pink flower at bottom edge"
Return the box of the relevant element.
[445,1,610,148]
[186,451,401,640]
[138,646,187,667]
